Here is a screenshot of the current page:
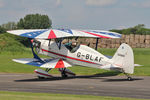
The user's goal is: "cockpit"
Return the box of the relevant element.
[64,41,80,53]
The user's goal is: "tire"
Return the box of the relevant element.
[127,77,133,81]
[38,76,45,79]
[61,73,68,78]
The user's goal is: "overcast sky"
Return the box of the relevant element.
[0,0,150,30]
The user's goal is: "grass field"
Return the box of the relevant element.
[0,91,149,100]
[0,33,150,75]
[1,33,150,100]
[0,48,150,76]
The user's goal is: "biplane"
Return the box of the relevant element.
[7,29,134,80]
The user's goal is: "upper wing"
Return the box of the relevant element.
[7,29,121,39]
[13,58,72,68]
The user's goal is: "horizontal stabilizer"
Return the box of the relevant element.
[99,64,122,71]
[134,64,143,67]
[104,55,141,67]
[13,58,72,68]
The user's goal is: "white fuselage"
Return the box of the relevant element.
[38,40,112,69]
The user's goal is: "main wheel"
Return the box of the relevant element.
[61,73,68,78]
[38,76,45,79]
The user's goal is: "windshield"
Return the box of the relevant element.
[64,42,80,53]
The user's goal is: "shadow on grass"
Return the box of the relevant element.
[15,71,122,82]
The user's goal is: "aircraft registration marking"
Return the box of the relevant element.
[41,49,98,64]
[77,52,103,62]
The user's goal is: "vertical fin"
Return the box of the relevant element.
[112,43,134,74]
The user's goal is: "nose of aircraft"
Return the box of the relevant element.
[31,39,41,49]
[31,39,34,43]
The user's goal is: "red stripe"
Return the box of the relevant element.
[34,70,53,77]
[82,31,111,38]
[41,49,96,64]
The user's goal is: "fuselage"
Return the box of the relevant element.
[37,40,112,69]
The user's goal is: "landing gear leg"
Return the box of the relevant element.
[61,68,68,78]
[124,73,133,81]
[45,68,52,72]
[121,69,133,81]
[59,68,75,78]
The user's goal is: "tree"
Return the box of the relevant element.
[17,14,52,29]
[134,24,145,29]
[111,24,150,35]
[0,26,6,34]
[17,18,24,29]
[1,22,17,30]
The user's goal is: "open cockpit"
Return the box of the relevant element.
[64,42,80,53]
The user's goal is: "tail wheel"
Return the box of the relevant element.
[127,77,133,81]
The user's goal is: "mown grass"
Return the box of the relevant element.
[0,33,150,76]
[0,91,149,100]
[0,33,28,53]
[0,48,150,76]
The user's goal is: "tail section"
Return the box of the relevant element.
[112,43,134,74]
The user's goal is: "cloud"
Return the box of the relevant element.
[56,0,61,6]
[141,1,150,8]
[86,0,117,6]
[132,1,150,8]
[0,0,4,8]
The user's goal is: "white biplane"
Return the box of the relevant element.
[7,29,135,80]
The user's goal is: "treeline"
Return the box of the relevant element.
[0,13,52,34]
[110,24,150,35]
[0,13,52,47]
[0,14,150,35]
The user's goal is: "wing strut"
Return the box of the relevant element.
[55,38,63,50]
[48,39,51,49]
[48,39,51,46]
[28,38,44,63]
[95,38,99,50]
[75,37,79,40]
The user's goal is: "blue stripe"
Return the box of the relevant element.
[57,29,73,34]
[89,31,121,38]
[20,30,48,38]
[26,59,54,67]
[26,61,45,67]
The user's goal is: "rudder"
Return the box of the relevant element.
[112,43,134,74]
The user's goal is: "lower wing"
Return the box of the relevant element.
[13,58,72,68]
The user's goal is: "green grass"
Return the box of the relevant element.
[0,33,28,53]
[0,33,150,76]
[0,91,149,100]
[0,48,150,76]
